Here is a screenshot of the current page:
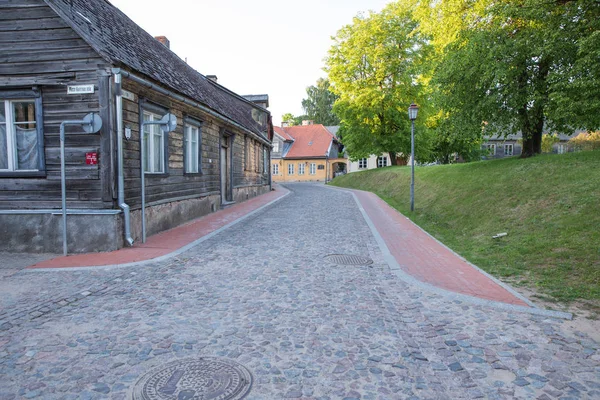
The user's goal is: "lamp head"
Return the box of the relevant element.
[408,103,419,121]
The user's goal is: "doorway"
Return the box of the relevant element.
[220,132,233,204]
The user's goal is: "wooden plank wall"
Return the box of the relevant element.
[121,79,270,209]
[0,0,113,209]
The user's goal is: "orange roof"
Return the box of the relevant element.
[280,124,334,159]
[274,126,294,141]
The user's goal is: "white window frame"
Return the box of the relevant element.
[309,163,316,175]
[273,140,280,152]
[504,144,513,156]
[298,162,305,175]
[377,156,388,168]
[358,158,368,169]
[1,98,41,172]
[143,110,166,174]
[288,163,294,175]
[486,144,496,156]
[184,120,201,174]
[272,163,279,175]
[263,148,268,174]
[558,143,566,154]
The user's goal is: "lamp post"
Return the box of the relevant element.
[408,103,419,212]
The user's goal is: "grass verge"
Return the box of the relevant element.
[331,151,600,304]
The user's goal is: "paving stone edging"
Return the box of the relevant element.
[25,189,291,273]
[324,184,573,320]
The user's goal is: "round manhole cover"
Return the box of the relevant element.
[325,254,373,266]
[132,357,252,400]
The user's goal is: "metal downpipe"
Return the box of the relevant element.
[114,72,134,246]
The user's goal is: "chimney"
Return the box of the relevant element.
[206,75,218,83]
[282,121,289,128]
[155,36,170,49]
[302,120,314,126]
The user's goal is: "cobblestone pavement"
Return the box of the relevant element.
[0,183,598,400]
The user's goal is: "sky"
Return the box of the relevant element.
[109,0,391,126]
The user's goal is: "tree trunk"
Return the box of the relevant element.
[389,152,397,166]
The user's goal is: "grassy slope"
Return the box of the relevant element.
[331,151,600,303]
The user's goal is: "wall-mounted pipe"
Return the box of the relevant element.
[111,68,271,147]
[113,71,134,246]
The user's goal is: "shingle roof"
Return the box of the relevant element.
[279,124,335,159]
[44,0,269,138]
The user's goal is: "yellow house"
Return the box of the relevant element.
[271,124,345,182]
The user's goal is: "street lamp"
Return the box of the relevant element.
[408,103,419,212]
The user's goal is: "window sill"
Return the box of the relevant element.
[184,172,204,177]
[144,172,169,177]
[0,171,47,178]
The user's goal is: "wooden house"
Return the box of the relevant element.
[0,0,273,253]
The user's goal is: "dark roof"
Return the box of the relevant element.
[45,0,269,138]
[243,94,269,108]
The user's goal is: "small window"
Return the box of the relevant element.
[298,163,305,175]
[504,144,513,156]
[143,110,166,173]
[309,163,316,175]
[558,143,566,154]
[263,148,268,174]
[273,140,280,153]
[272,163,279,175]
[377,156,388,168]
[288,163,294,175]
[244,136,250,170]
[255,142,259,172]
[1,98,43,172]
[184,120,202,174]
[317,164,325,170]
[358,158,368,169]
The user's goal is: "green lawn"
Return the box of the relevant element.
[331,151,600,304]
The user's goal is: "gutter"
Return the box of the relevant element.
[112,70,134,246]
[111,68,272,147]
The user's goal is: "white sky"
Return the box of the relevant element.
[109,0,390,126]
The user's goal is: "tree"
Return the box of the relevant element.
[281,113,296,126]
[301,78,340,126]
[325,2,431,165]
[416,0,600,158]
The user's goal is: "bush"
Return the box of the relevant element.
[569,131,600,151]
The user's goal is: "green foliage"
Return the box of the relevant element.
[570,131,600,152]
[325,1,432,164]
[417,0,600,158]
[331,151,600,303]
[281,113,296,126]
[301,78,340,126]
[541,134,560,153]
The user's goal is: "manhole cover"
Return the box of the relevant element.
[132,357,252,400]
[325,254,373,266]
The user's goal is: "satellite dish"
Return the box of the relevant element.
[159,113,178,133]
[82,113,103,134]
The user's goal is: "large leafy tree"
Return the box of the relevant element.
[417,0,600,157]
[325,2,431,164]
[301,78,340,126]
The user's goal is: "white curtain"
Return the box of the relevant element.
[15,125,38,170]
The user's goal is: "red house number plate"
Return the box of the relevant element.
[86,152,98,165]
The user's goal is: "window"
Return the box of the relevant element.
[317,164,324,170]
[244,136,249,170]
[263,148,268,174]
[255,142,259,172]
[273,140,280,152]
[1,97,43,172]
[184,119,202,174]
[288,163,294,175]
[558,144,566,154]
[377,156,388,167]
[272,163,279,175]
[504,144,513,156]
[298,163,305,175]
[143,111,166,173]
[309,163,316,175]
[485,144,496,156]
[358,158,368,169]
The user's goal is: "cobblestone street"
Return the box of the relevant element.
[0,183,598,399]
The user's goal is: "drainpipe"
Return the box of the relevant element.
[113,70,134,246]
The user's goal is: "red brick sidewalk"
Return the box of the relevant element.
[351,189,529,307]
[28,187,288,269]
